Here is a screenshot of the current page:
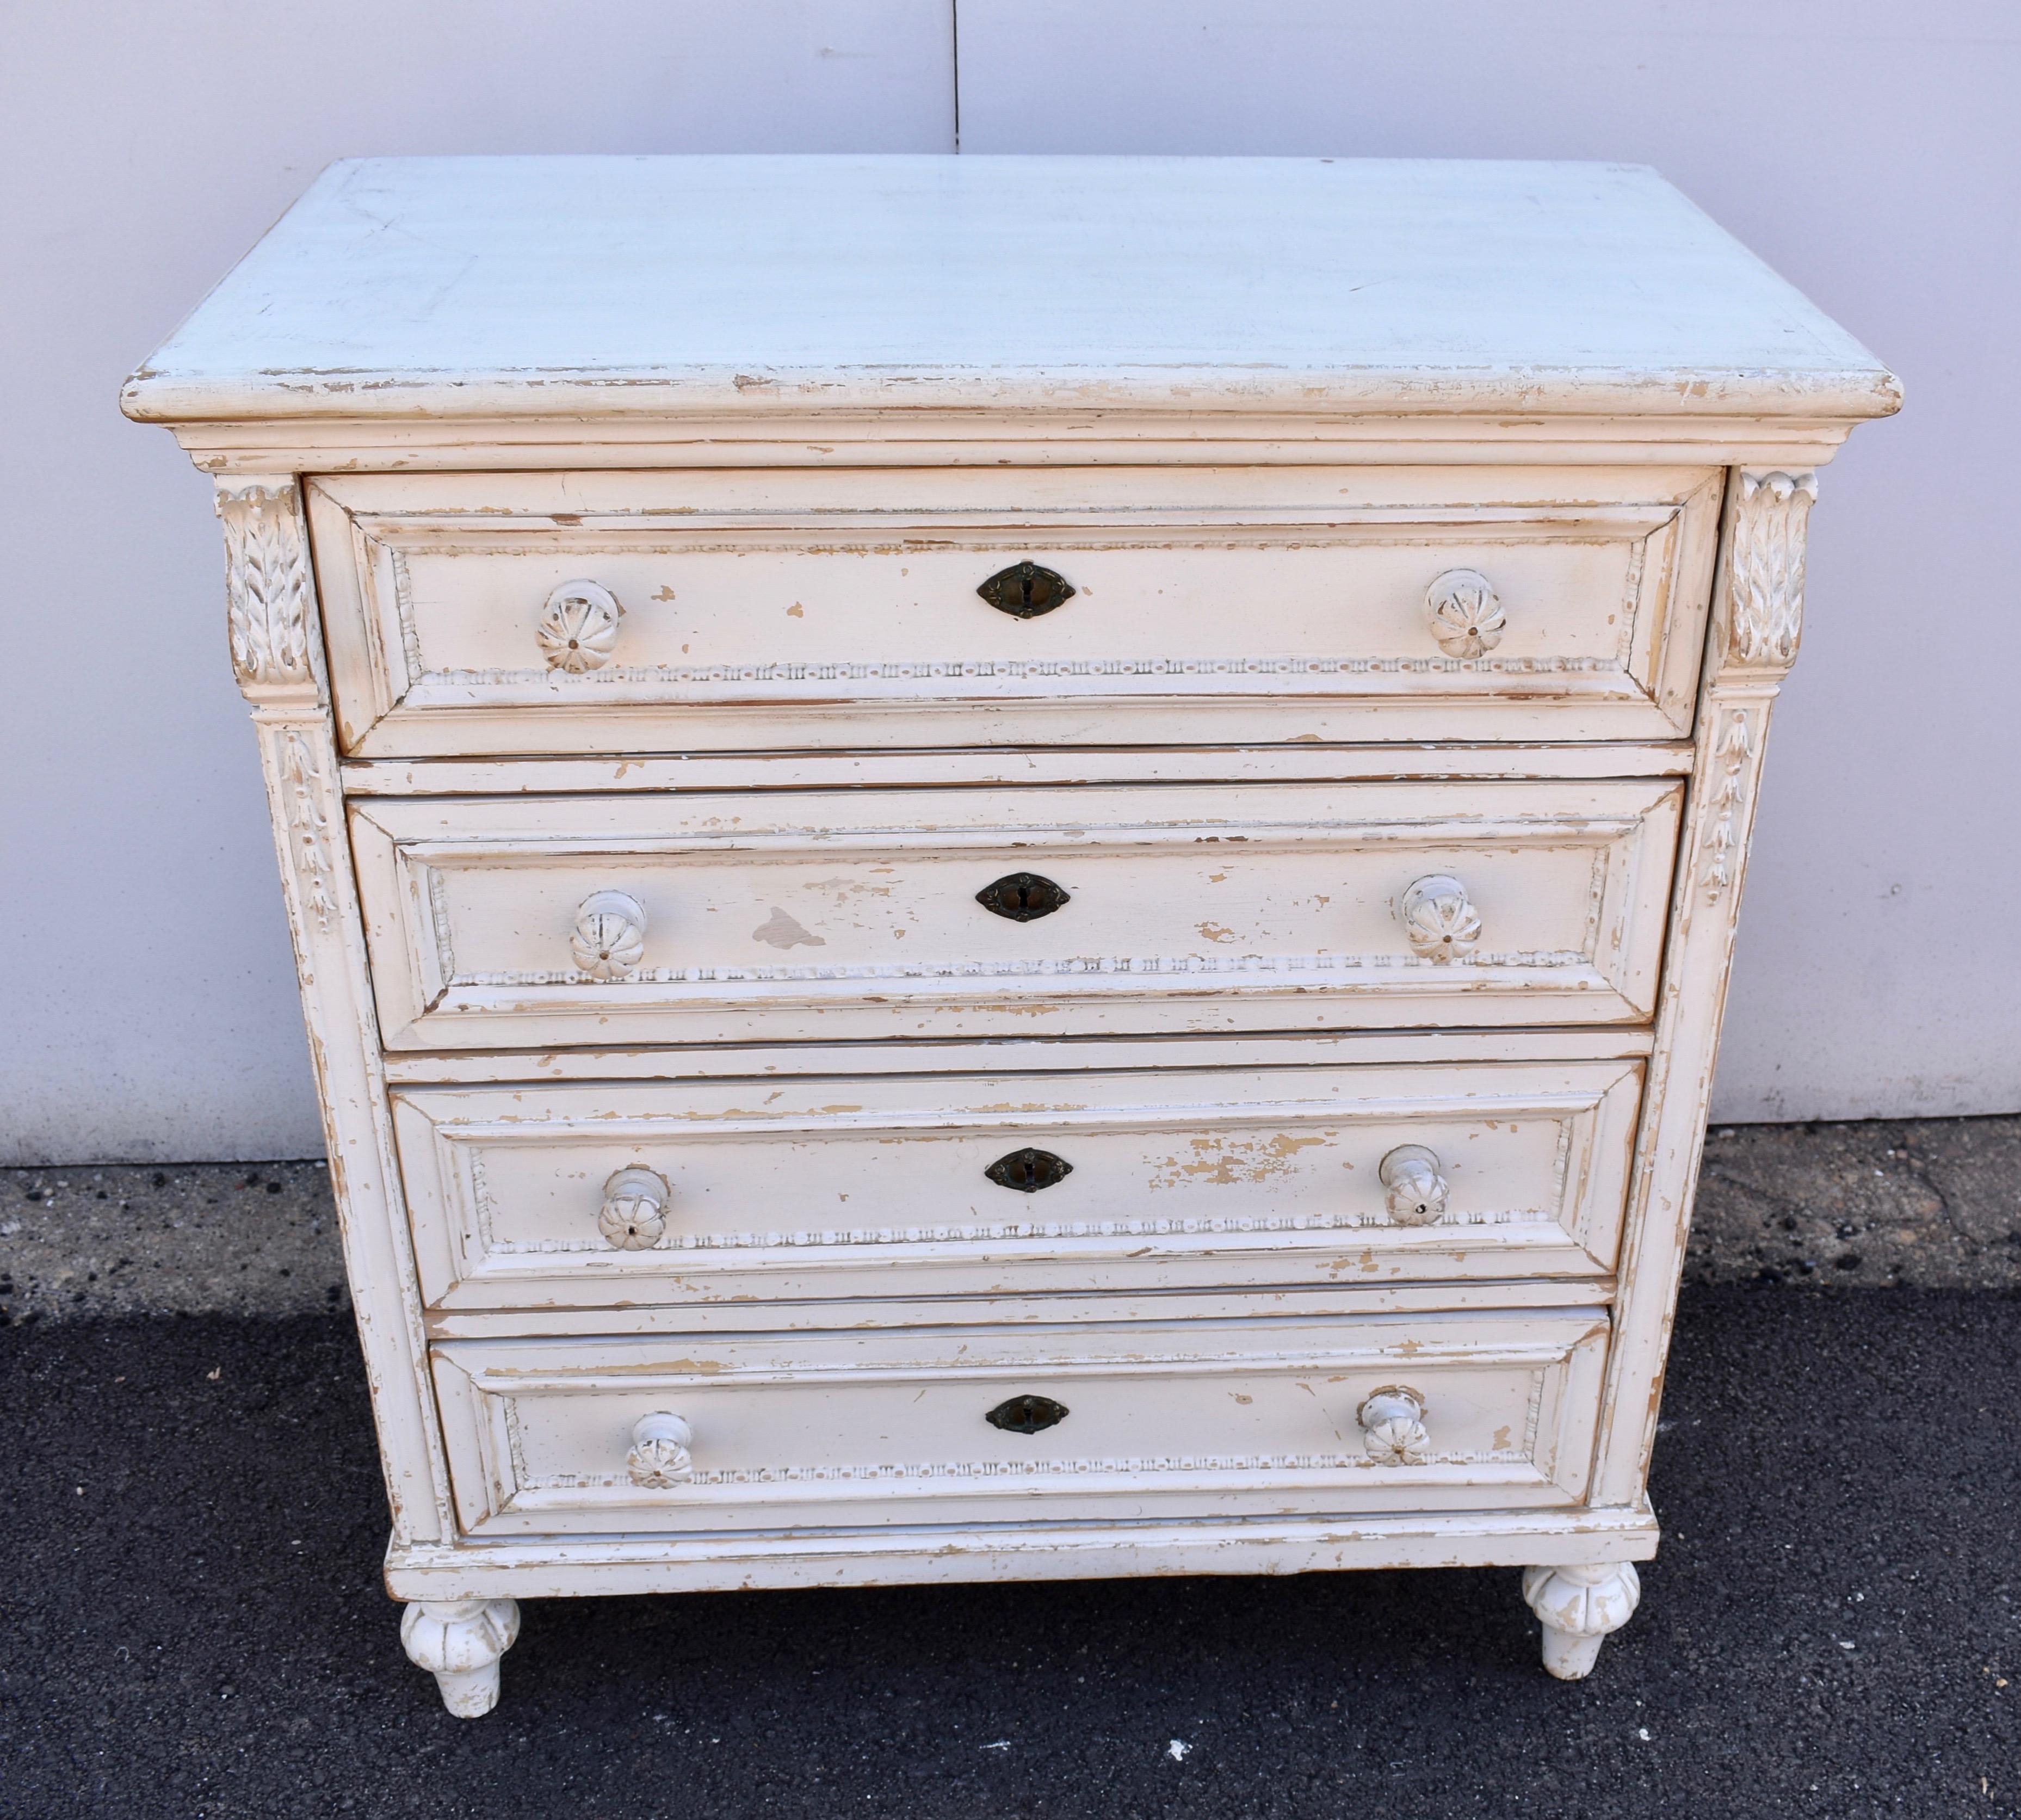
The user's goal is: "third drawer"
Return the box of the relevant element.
[392,1054,1645,1310]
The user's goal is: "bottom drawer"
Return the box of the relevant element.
[431,1309,1609,1537]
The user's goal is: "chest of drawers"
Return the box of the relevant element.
[125,154,1896,1714]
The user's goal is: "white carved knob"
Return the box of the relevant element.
[1400,874,1481,962]
[570,890,647,979]
[627,1412,695,1488]
[1379,1145,1449,1225]
[1358,1387,1430,1466]
[1425,568,1505,658]
[598,1166,671,1250]
[536,579,623,673]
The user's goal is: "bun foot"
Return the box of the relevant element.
[1521,1562,1641,1680]
[399,1597,521,1716]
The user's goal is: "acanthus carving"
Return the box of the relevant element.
[280,731,337,932]
[1698,709,1752,900]
[217,480,315,695]
[1726,470,1816,668]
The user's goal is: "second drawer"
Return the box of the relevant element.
[354,779,1682,1048]
[392,1056,1645,1310]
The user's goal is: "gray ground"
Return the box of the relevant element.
[3,1117,2019,1818]
[4,1116,2019,1322]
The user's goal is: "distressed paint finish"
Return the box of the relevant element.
[387,1058,1646,1309]
[301,465,1722,756]
[347,779,1684,1048]
[1591,470,1825,1512]
[216,476,452,1548]
[120,158,1900,427]
[126,159,1895,1710]
[1522,1560,1643,1680]
[427,1311,1610,1535]
[378,1500,1662,1602]
[399,1599,519,1718]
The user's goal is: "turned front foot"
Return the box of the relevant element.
[399,1598,521,1716]
[1521,1562,1641,1680]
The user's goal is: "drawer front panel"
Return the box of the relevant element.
[308,467,1721,756]
[353,780,1682,1048]
[394,1059,1643,1310]
[431,1311,1610,1535]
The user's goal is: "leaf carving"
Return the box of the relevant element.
[281,731,336,932]
[218,482,314,694]
[1727,471,1816,668]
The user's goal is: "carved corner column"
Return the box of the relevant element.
[217,476,451,1545]
[1586,468,1818,1514]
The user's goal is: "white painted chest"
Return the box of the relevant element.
[125,155,1897,1712]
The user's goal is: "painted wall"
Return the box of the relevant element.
[0,1,955,1165]
[2,2,2012,1162]
[953,1,2021,1127]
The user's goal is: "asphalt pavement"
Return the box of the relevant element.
[7,1115,2019,1324]
[3,1121,2019,1817]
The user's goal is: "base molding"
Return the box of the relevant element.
[384,1502,1659,1601]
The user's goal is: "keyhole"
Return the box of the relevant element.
[975,872,1071,922]
[977,562,1076,619]
[985,1147,1073,1192]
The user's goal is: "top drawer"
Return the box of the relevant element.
[306,467,1721,757]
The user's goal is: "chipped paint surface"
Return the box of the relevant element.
[138,171,1894,1689]
[431,1307,1601,1536]
[750,906,825,950]
[1146,1130,1328,1190]
[388,1060,1640,1312]
[353,779,1680,1050]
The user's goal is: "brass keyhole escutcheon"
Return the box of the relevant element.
[985,1147,1074,1193]
[975,872,1070,922]
[978,561,1076,619]
[987,1395,1070,1435]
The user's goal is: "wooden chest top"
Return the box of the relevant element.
[122,155,1898,426]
